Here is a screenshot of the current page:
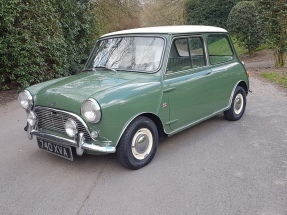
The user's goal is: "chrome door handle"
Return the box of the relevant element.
[163,87,176,93]
[205,71,213,76]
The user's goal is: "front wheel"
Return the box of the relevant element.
[224,86,246,121]
[116,116,158,170]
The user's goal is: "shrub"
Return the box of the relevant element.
[184,0,242,28]
[52,0,98,74]
[227,1,263,56]
[0,0,67,90]
[0,0,98,90]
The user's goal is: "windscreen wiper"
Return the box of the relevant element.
[94,66,117,72]
[82,68,97,72]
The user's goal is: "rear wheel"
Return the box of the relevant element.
[224,86,246,121]
[116,116,158,170]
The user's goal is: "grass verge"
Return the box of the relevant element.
[260,71,287,89]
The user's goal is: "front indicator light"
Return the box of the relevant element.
[90,130,99,139]
[247,71,250,77]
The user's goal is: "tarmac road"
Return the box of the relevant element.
[0,77,287,215]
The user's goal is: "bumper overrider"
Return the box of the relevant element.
[24,106,116,156]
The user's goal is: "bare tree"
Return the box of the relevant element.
[94,0,186,35]
[94,0,142,35]
[140,0,185,27]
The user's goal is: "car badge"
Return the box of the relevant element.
[51,111,58,116]
[47,101,57,106]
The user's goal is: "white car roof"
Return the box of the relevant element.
[102,25,227,37]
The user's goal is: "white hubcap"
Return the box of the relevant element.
[234,93,244,115]
[131,128,153,160]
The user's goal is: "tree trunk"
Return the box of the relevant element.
[274,50,286,67]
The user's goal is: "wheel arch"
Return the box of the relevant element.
[139,113,167,141]
[115,112,167,149]
[237,81,248,95]
[227,80,249,109]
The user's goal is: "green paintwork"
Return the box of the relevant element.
[25,30,249,153]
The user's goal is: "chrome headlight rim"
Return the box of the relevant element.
[18,90,33,110]
[81,98,102,123]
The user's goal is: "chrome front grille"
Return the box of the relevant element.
[34,106,91,140]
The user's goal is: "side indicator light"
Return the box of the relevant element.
[247,71,250,77]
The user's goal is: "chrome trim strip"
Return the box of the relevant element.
[165,106,229,135]
[31,130,116,153]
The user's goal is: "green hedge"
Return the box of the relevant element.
[0,0,98,90]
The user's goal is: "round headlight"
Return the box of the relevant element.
[18,90,33,110]
[81,99,101,123]
[27,111,37,127]
[65,118,78,138]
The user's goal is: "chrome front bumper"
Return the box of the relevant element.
[25,124,116,155]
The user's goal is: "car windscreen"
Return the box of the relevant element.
[85,36,165,73]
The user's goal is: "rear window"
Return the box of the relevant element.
[207,34,233,65]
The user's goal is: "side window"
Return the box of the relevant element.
[167,36,206,73]
[188,37,206,68]
[167,38,192,73]
[207,34,233,65]
[175,39,189,57]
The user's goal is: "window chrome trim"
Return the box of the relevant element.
[206,33,235,65]
[164,34,208,76]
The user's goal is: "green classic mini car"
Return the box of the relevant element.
[19,25,249,169]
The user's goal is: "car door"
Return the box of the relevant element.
[206,34,240,110]
[163,36,218,131]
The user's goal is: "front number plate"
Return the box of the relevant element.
[37,139,73,161]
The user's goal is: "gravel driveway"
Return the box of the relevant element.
[0,76,286,215]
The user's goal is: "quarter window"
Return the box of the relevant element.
[175,39,189,57]
[207,34,233,65]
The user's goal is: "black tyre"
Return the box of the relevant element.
[224,86,246,121]
[116,116,158,170]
